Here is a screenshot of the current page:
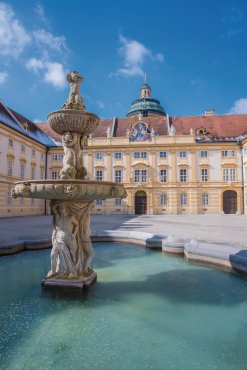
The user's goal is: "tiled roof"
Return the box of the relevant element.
[171,114,247,139]
[0,100,55,147]
[35,123,62,145]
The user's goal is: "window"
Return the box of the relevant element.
[32,149,36,156]
[31,167,35,180]
[160,169,167,182]
[179,151,187,158]
[96,199,103,206]
[134,169,147,183]
[115,198,122,206]
[7,192,12,205]
[180,168,187,182]
[96,170,103,181]
[202,193,209,206]
[21,144,25,152]
[20,164,25,180]
[201,168,208,182]
[96,152,102,160]
[160,151,167,158]
[160,193,167,206]
[52,171,59,180]
[52,154,63,161]
[115,170,122,182]
[200,150,208,158]
[114,152,122,159]
[134,152,147,159]
[180,193,188,206]
[8,160,13,176]
[8,139,13,147]
[245,167,247,181]
[230,168,236,182]
[222,150,235,157]
[223,168,236,182]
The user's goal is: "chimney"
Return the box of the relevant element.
[204,109,215,116]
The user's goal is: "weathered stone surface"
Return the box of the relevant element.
[12,180,126,201]
[162,234,185,254]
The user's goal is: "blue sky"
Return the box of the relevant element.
[0,0,247,122]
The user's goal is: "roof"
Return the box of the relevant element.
[171,114,247,140]
[0,100,56,147]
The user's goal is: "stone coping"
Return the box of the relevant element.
[0,231,247,277]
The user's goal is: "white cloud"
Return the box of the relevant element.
[44,62,67,89]
[26,58,67,89]
[228,98,247,114]
[0,70,8,84]
[0,2,31,58]
[111,34,164,78]
[26,57,44,73]
[96,100,105,109]
[34,4,48,25]
[33,29,67,53]
[33,118,43,123]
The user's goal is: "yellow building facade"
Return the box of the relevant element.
[1,81,247,217]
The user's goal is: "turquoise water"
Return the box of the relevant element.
[0,243,247,370]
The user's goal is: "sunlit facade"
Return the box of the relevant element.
[1,81,247,216]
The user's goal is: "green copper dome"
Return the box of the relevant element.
[127,79,166,117]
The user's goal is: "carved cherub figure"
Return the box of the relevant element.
[63,71,85,110]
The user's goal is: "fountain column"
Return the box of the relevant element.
[11,70,127,288]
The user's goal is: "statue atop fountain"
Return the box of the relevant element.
[11,71,126,288]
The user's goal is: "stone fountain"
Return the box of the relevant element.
[12,71,126,288]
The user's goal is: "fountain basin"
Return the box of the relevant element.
[47,109,99,135]
[11,180,126,201]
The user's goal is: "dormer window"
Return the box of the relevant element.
[197,126,207,135]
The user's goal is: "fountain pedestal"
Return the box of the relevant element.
[11,71,126,288]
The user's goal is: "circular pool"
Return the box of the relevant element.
[1,243,247,370]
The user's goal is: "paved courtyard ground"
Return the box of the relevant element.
[0,214,246,248]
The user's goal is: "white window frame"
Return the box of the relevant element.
[222,150,235,157]
[114,152,122,159]
[180,193,188,206]
[8,160,13,176]
[96,199,103,206]
[96,152,103,160]
[52,171,59,180]
[202,193,209,206]
[115,198,122,206]
[201,168,208,182]
[160,193,167,206]
[179,151,187,158]
[160,169,167,182]
[134,152,147,159]
[200,150,208,158]
[31,167,35,180]
[230,168,236,182]
[180,168,187,182]
[115,169,122,183]
[96,170,103,181]
[32,149,36,156]
[8,139,13,147]
[20,164,25,180]
[160,151,167,158]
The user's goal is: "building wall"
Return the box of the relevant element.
[0,121,246,217]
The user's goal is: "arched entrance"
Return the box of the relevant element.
[223,190,237,214]
[135,191,147,215]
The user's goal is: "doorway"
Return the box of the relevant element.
[223,190,237,214]
[135,191,147,215]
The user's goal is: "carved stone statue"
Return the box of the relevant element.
[63,71,85,110]
[48,200,94,279]
[60,131,87,180]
